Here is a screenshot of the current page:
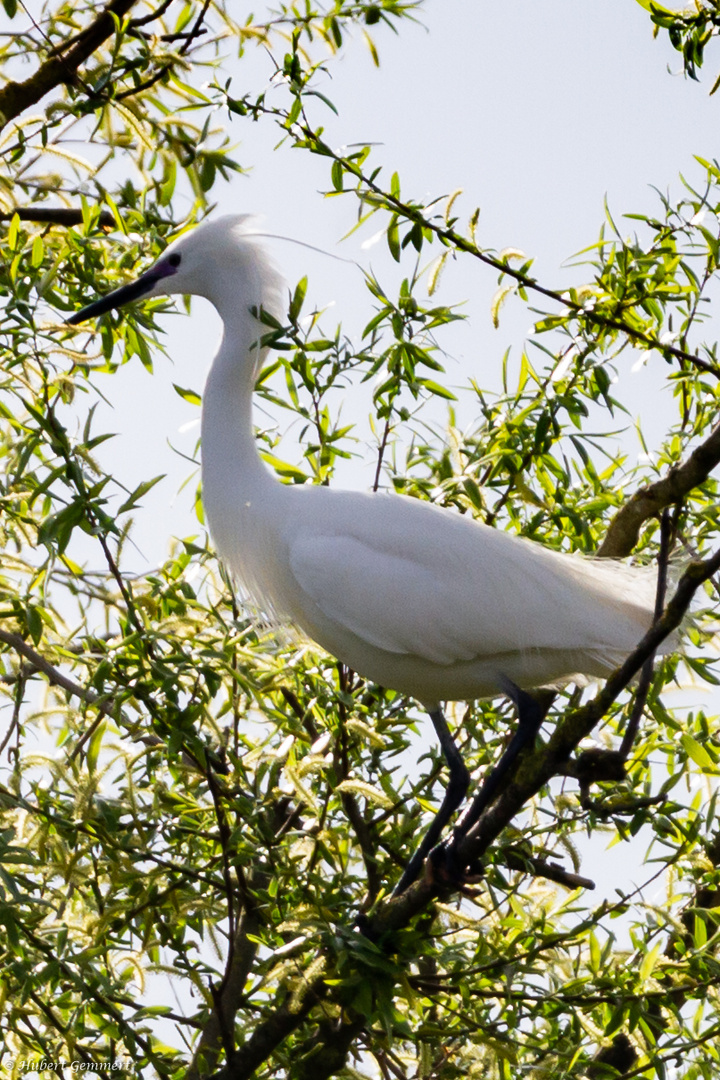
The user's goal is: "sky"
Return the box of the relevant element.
[76,0,720,892]
[77,0,717,855]
[14,0,720,1043]
[89,0,720,572]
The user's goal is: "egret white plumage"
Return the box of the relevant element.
[68,215,661,893]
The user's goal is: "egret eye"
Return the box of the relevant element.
[168,252,182,267]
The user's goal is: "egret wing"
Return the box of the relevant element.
[290,532,554,665]
[289,525,653,667]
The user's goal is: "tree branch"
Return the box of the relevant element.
[290,1016,367,1080]
[294,127,720,378]
[207,544,717,1079]
[617,508,672,759]
[0,0,139,131]
[187,906,261,1080]
[458,547,720,867]
[0,208,116,228]
[128,0,175,30]
[217,982,327,1080]
[0,628,203,769]
[211,541,718,1075]
[0,628,115,723]
[505,849,596,891]
[598,419,720,558]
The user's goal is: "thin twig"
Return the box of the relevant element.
[293,126,720,379]
[0,664,26,760]
[372,418,391,492]
[128,0,174,29]
[336,665,382,902]
[207,770,236,989]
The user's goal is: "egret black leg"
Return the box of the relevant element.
[392,707,470,897]
[440,680,549,874]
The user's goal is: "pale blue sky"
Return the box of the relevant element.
[123,4,720,927]
[58,2,720,1035]
[85,0,720,571]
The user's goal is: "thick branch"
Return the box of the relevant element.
[0,0,139,131]
[187,907,261,1080]
[210,552,718,1078]
[458,550,720,864]
[290,1017,367,1080]
[217,982,327,1080]
[505,850,595,891]
[598,420,720,558]
[0,208,116,228]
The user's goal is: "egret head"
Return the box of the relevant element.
[67,215,284,325]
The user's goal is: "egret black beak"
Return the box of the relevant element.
[67,258,178,325]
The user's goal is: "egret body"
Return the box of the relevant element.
[69,216,661,890]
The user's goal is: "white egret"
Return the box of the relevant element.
[68,216,661,893]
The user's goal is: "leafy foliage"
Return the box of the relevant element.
[0,3,719,1080]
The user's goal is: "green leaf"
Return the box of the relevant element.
[173,384,201,406]
[30,234,44,268]
[363,29,380,66]
[26,605,42,645]
[289,277,307,322]
[117,475,165,515]
[259,452,308,483]
[681,734,717,772]
[38,501,87,554]
[387,217,401,262]
[420,379,457,400]
[86,720,106,775]
[7,212,19,251]
[638,941,662,981]
[331,160,344,191]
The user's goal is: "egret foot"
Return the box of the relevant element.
[425,838,484,896]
